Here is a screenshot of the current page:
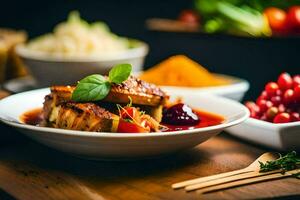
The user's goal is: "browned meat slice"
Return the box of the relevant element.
[46,102,119,132]
[106,76,168,106]
[42,76,168,130]
[49,76,168,107]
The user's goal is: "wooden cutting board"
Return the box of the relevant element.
[0,132,299,200]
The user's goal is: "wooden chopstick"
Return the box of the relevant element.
[172,168,253,189]
[185,169,282,191]
[189,169,300,193]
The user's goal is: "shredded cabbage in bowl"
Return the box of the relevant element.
[27,11,132,57]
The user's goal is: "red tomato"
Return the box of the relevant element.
[294,85,300,101]
[265,82,279,96]
[290,112,300,122]
[287,6,300,30]
[278,104,286,113]
[293,75,300,87]
[277,72,293,91]
[266,107,279,120]
[264,7,288,33]
[270,95,282,106]
[273,112,291,123]
[283,89,295,104]
[117,119,149,133]
[257,99,273,112]
[178,9,200,25]
[245,101,259,112]
[120,107,138,119]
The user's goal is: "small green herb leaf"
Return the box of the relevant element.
[259,151,300,173]
[72,74,111,102]
[109,64,132,84]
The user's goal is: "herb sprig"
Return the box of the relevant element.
[259,151,300,173]
[71,64,132,102]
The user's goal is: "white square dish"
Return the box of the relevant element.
[226,118,300,150]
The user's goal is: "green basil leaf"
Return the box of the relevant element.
[71,74,111,102]
[108,63,132,84]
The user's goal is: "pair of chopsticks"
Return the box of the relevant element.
[172,168,300,193]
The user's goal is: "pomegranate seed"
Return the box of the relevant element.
[277,72,293,91]
[273,112,291,123]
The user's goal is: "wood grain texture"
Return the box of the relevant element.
[0,133,299,200]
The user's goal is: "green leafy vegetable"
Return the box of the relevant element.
[109,63,132,84]
[71,64,132,102]
[259,151,300,173]
[194,0,272,36]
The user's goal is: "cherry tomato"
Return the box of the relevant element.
[117,119,149,133]
[283,89,295,104]
[265,82,279,96]
[256,91,269,104]
[293,75,300,87]
[250,110,260,119]
[257,99,273,112]
[266,107,279,120]
[264,7,288,34]
[277,72,293,91]
[278,104,286,113]
[273,112,291,123]
[290,112,300,122]
[287,6,300,30]
[294,85,300,101]
[245,101,259,112]
[275,89,283,96]
[260,114,268,121]
[178,9,200,25]
[270,95,282,106]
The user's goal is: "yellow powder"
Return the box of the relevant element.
[139,55,231,87]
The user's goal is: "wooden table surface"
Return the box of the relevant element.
[0,91,299,200]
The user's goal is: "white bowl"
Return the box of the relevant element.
[160,75,249,102]
[0,88,249,159]
[16,41,149,87]
[226,118,300,150]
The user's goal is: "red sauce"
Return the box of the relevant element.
[20,108,43,126]
[162,109,224,132]
[21,108,224,132]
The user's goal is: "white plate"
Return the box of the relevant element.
[160,74,249,102]
[0,88,249,159]
[226,118,300,150]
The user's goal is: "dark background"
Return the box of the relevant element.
[1,0,299,100]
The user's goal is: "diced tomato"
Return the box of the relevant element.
[120,107,138,119]
[117,119,149,133]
